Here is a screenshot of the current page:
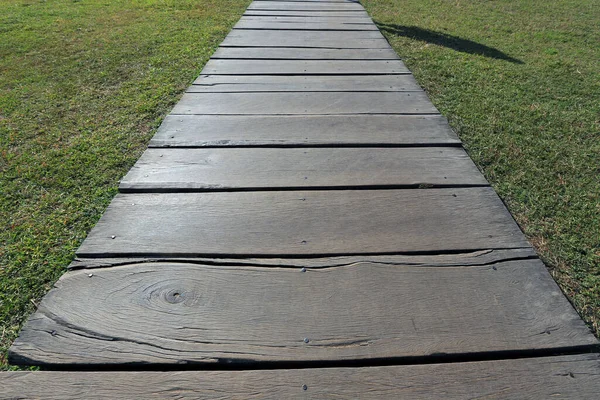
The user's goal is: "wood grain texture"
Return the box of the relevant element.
[190,75,421,92]
[9,260,597,365]
[211,47,399,59]
[3,354,600,398]
[119,147,488,192]
[67,248,539,270]
[198,59,409,75]
[221,31,388,48]
[171,92,438,115]
[148,115,460,147]
[244,11,370,17]
[248,2,365,10]
[239,16,374,23]
[76,188,529,257]
[233,20,378,30]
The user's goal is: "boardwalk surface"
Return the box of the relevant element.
[3,0,599,397]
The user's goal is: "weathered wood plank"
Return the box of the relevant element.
[198,59,409,75]
[67,248,539,270]
[9,260,596,365]
[248,2,365,10]
[76,188,529,257]
[171,92,438,115]
[190,75,420,92]
[148,115,460,147]
[225,29,384,39]
[258,0,361,2]
[233,20,378,30]
[245,10,370,17]
[212,47,399,59]
[3,354,600,398]
[221,31,388,48]
[119,147,487,192]
[239,16,374,23]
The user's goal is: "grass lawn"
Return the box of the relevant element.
[363,0,599,334]
[0,0,250,369]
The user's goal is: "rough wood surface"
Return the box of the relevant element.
[119,147,487,192]
[248,2,365,10]
[3,354,600,398]
[171,92,438,115]
[239,16,374,23]
[244,11,370,17]
[67,248,539,270]
[221,31,388,48]
[9,260,596,365]
[149,115,460,147]
[76,188,529,257]
[199,59,409,75]
[211,47,399,59]
[233,20,378,30]
[190,75,420,92]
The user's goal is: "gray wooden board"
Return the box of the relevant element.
[224,30,386,39]
[9,260,597,365]
[211,47,400,59]
[171,92,438,115]
[239,16,374,23]
[248,2,365,10]
[76,188,529,257]
[148,115,460,147]
[198,59,409,75]
[190,75,421,92]
[68,248,539,270]
[3,355,600,398]
[261,0,360,4]
[233,21,378,30]
[3,354,600,398]
[221,31,388,48]
[119,147,488,191]
[244,11,369,16]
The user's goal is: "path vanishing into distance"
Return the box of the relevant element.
[2,0,599,398]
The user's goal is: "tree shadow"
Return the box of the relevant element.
[375,22,524,64]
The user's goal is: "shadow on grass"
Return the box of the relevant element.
[375,22,524,64]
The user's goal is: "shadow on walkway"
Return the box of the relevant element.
[375,22,524,64]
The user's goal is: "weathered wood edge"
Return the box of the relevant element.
[2,354,600,399]
[67,248,538,270]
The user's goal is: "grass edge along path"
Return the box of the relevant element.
[362,0,599,336]
[0,0,251,370]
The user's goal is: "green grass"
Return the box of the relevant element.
[363,0,599,333]
[0,0,251,369]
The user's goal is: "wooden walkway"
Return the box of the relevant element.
[3,0,599,397]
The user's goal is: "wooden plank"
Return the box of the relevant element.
[233,21,378,30]
[148,115,460,147]
[3,355,600,398]
[198,59,409,75]
[256,0,363,2]
[190,75,421,92]
[212,47,400,60]
[171,92,438,115]
[224,30,387,39]
[76,188,530,257]
[221,31,388,48]
[119,147,488,192]
[239,16,374,23]
[68,248,539,270]
[9,259,596,365]
[245,11,370,17]
[248,2,365,10]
